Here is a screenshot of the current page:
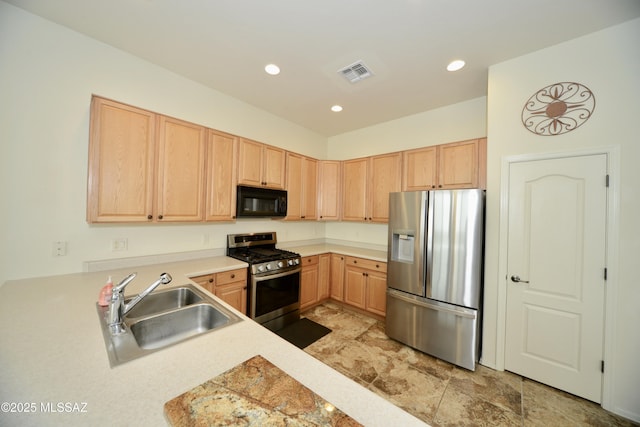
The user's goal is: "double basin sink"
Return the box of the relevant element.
[97,284,242,367]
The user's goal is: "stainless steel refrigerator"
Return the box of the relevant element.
[386,189,484,370]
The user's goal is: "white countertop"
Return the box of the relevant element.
[0,246,424,426]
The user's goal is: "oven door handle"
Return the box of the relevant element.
[253,267,302,282]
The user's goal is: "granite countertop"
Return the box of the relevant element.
[165,355,362,426]
[0,246,424,426]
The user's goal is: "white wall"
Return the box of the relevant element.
[485,18,640,420]
[0,1,326,284]
[327,97,487,160]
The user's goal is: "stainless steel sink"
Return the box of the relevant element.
[130,304,233,350]
[96,284,242,367]
[124,286,203,319]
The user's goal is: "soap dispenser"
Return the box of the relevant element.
[98,276,113,306]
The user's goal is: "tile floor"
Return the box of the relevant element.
[302,302,637,427]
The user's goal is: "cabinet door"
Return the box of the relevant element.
[368,152,401,223]
[301,157,318,219]
[330,254,345,301]
[237,138,263,187]
[263,144,286,189]
[344,266,367,309]
[205,130,237,221]
[215,282,247,314]
[403,146,438,191]
[366,270,387,316]
[285,153,302,220]
[318,161,341,221]
[190,274,215,293]
[318,253,331,300]
[300,256,319,310]
[438,139,479,189]
[342,158,368,221]
[156,116,206,221]
[87,97,156,223]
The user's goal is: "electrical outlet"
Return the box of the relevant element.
[52,241,67,257]
[111,238,128,252]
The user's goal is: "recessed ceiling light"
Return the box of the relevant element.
[447,60,465,72]
[264,64,280,75]
[331,105,343,112]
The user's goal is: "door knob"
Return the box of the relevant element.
[510,275,530,283]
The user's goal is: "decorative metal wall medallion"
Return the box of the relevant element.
[522,82,595,136]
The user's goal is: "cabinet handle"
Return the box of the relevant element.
[231,274,235,279]
[376,264,379,268]
[353,260,357,264]
[208,278,213,283]
[438,185,442,188]
[147,215,153,220]
[158,215,163,220]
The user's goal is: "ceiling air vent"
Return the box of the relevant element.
[338,60,373,83]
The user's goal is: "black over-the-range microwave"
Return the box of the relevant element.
[236,185,287,218]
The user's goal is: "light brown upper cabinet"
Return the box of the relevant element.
[402,138,487,191]
[285,153,318,220]
[87,97,206,223]
[317,160,342,221]
[87,97,156,222]
[237,138,286,189]
[155,115,207,222]
[342,152,401,223]
[205,130,238,221]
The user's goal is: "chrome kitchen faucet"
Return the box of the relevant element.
[107,272,172,335]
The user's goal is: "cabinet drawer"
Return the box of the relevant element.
[301,255,319,267]
[216,268,247,285]
[345,256,387,273]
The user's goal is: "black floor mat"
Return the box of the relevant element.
[274,318,331,349]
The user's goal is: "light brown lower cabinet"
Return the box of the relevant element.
[300,255,319,311]
[343,256,387,316]
[329,254,345,301]
[190,268,247,314]
[318,254,330,300]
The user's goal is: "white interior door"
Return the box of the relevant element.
[505,153,607,403]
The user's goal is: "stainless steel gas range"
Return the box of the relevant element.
[226,232,301,331]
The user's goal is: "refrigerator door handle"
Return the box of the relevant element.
[388,290,476,319]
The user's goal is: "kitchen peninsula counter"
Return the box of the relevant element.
[0,252,423,426]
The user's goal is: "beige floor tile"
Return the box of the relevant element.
[301,302,635,427]
[434,386,522,427]
[372,363,447,423]
[448,365,522,415]
[522,379,637,427]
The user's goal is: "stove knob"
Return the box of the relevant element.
[277,261,284,268]
[265,264,271,270]
[294,258,300,265]
[287,259,294,266]
[257,265,265,273]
